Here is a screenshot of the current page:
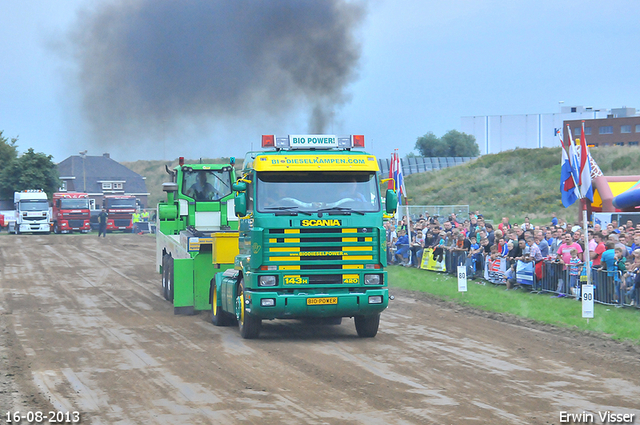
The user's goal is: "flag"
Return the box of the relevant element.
[578,121,594,202]
[392,152,406,200]
[560,147,579,207]
[565,124,580,194]
[388,154,395,190]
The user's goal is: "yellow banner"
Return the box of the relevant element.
[254,154,379,172]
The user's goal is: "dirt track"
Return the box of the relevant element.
[1,234,639,424]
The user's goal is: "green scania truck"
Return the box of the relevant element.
[156,159,239,315]
[211,134,397,338]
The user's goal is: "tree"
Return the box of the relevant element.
[415,130,480,157]
[440,130,480,157]
[0,148,59,199]
[0,130,18,166]
[415,132,444,157]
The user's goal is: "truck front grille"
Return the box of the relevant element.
[264,227,378,276]
[23,216,46,222]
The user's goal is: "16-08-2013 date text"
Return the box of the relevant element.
[4,411,80,423]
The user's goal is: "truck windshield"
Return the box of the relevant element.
[256,171,380,213]
[182,168,232,201]
[19,200,49,211]
[108,199,136,208]
[60,199,89,209]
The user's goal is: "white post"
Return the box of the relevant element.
[582,208,591,285]
[581,207,594,320]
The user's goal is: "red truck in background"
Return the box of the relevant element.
[103,195,137,232]
[0,212,11,231]
[52,192,91,234]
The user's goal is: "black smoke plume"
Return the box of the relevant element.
[68,0,366,146]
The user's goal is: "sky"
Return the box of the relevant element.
[1,0,639,164]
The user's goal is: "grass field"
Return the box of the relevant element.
[387,265,640,343]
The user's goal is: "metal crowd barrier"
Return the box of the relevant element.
[622,270,639,307]
[411,251,640,308]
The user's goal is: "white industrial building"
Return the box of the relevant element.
[461,106,636,155]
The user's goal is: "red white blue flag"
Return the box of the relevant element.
[391,151,406,201]
[560,127,579,207]
[578,121,594,202]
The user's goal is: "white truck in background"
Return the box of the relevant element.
[13,190,51,234]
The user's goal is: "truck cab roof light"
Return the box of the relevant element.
[275,137,290,148]
[352,135,365,148]
[262,135,275,148]
[179,157,184,166]
[337,137,351,148]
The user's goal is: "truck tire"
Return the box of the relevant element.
[354,314,380,338]
[53,223,60,234]
[237,280,261,339]
[210,283,232,326]
[14,226,19,235]
[161,254,169,300]
[167,257,174,302]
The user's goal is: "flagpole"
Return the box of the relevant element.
[580,121,591,289]
[399,150,411,265]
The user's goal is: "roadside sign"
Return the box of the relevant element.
[457,265,467,292]
[582,284,594,319]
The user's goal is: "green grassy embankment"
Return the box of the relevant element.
[388,265,640,343]
[404,145,640,225]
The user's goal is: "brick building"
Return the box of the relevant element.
[563,108,640,147]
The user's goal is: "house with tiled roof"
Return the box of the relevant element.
[57,153,149,208]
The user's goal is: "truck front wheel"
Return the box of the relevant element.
[236,280,261,339]
[53,223,60,234]
[354,314,380,338]
[211,282,234,326]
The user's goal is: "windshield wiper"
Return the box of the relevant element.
[210,172,230,190]
[262,206,311,215]
[316,207,365,215]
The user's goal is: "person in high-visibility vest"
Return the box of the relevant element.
[132,212,141,233]
[141,210,150,222]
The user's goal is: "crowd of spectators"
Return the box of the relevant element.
[385,211,640,305]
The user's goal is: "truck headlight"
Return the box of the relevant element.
[260,298,275,307]
[368,295,383,304]
[364,274,381,285]
[258,275,277,287]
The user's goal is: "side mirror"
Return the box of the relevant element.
[162,182,178,192]
[232,182,247,192]
[235,193,247,217]
[385,189,398,214]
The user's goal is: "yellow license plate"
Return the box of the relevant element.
[306,297,338,306]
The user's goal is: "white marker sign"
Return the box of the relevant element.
[582,284,594,319]
[457,265,467,292]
